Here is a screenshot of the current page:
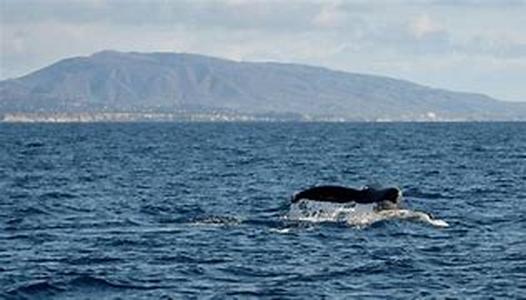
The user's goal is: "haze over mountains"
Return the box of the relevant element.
[1,50,525,121]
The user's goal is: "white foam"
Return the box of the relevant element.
[373,209,449,228]
[286,200,449,228]
[285,200,375,223]
[270,228,292,234]
[190,215,242,226]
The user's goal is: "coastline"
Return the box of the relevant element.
[2,112,523,123]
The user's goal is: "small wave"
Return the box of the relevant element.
[511,153,526,159]
[4,232,57,243]
[67,275,159,290]
[15,206,50,216]
[24,141,45,148]
[69,275,125,289]
[403,187,447,199]
[140,202,205,217]
[151,254,231,265]
[69,256,122,265]
[270,228,292,234]
[38,191,77,200]
[219,265,287,279]
[7,280,64,297]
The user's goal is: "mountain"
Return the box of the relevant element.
[1,50,525,121]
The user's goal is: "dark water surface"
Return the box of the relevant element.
[1,123,525,299]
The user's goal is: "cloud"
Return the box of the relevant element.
[1,0,525,101]
[462,36,526,58]
[409,14,444,38]
[430,0,526,7]
[312,1,348,28]
[1,0,317,32]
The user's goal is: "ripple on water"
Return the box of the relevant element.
[6,281,64,299]
[1,122,524,299]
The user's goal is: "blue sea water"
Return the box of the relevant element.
[0,122,525,299]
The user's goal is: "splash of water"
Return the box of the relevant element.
[285,200,374,223]
[285,200,448,228]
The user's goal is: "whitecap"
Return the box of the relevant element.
[269,228,292,234]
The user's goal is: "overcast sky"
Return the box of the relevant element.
[1,0,525,101]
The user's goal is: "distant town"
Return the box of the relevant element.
[0,111,485,123]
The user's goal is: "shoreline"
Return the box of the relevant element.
[2,112,524,123]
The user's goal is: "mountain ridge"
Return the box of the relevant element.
[1,50,525,121]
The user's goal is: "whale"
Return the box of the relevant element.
[291,185,402,209]
[288,185,449,227]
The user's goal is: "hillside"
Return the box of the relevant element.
[1,50,525,121]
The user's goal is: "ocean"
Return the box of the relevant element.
[1,122,525,299]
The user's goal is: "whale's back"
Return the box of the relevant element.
[292,185,400,205]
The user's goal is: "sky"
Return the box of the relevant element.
[1,0,525,102]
